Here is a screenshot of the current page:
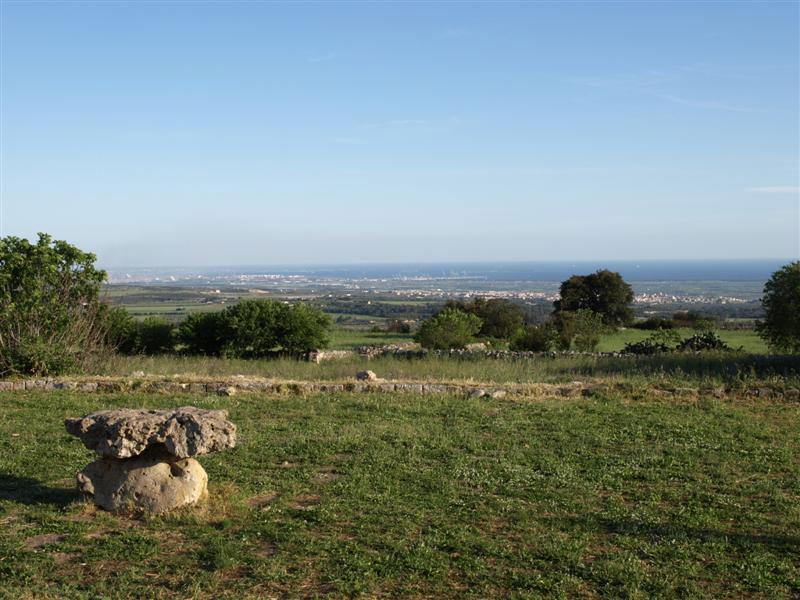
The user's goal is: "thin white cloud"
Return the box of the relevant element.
[330,137,365,145]
[568,64,779,113]
[384,119,429,127]
[439,27,472,39]
[650,93,773,113]
[747,186,800,194]
[307,52,338,63]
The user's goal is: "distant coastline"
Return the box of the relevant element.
[105,259,791,284]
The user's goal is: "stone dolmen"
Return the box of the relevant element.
[65,407,236,514]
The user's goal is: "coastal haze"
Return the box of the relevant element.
[107,259,784,300]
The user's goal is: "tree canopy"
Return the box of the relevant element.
[444,298,525,340]
[0,233,107,375]
[179,299,332,357]
[414,308,482,350]
[757,261,800,353]
[553,269,634,327]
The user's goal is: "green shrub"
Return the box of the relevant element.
[178,312,231,356]
[676,331,733,352]
[444,298,524,340]
[135,318,175,354]
[102,306,138,354]
[510,324,554,351]
[414,308,482,350]
[386,319,412,334]
[273,301,332,355]
[0,233,107,376]
[103,309,174,355]
[179,300,331,357]
[624,329,681,355]
[553,309,607,351]
[632,317,676,331]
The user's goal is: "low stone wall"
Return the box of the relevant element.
[304,344,645,363]
[0,377,797,401]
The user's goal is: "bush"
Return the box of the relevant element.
[386,319,412,334]
[178,300,331,357]
[672,310,716,330]
[0,233,107,376]
[104,309,175,355]
[553,309,606,351]
[632,317,676,330]
[510,324,554,351]
[444,298,524,340]
[135,318,175,354]
[102,306,138,354]
[623,329,681,355]
[676,331,733,352]
[178,312,231,356]
[275,302,333,355]
[414,308,482,350]
[757,261,800,353]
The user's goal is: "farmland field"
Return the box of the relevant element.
[1,389,798,598]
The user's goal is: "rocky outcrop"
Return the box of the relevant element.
[66,407,236,514]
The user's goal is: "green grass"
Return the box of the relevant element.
[328,328,413,350]
[1,390,798,598]
[598,328,769,353]
[91,352,800,388]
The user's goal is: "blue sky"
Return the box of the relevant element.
[1,1,798,266]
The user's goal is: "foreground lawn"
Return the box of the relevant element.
[1,391,798,598]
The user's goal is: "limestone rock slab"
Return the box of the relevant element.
[65,406,236,459]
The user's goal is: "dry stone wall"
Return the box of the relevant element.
[0,377,797,401]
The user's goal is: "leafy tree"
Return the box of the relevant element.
[553,309,607,351]
[572,309,607,351]
[104,309,174,355]
[135,317,175,354]
[757,261,800,352]
[179,300,331,357]
[553,270,634,327]
[444,298,524,340]
[102,306,138,354]
[0,233,107,376]
[178,311,231,356]
[273,301,332,355]
[510,323,555,352]
[414,308,482,350]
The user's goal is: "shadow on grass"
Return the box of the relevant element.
[554,513,800,555]
[0,473,79,507]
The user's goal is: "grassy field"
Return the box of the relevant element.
[1,389,798,598]
[92,352,800,388]
[328,329,413,350]
[598,328,769,354]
